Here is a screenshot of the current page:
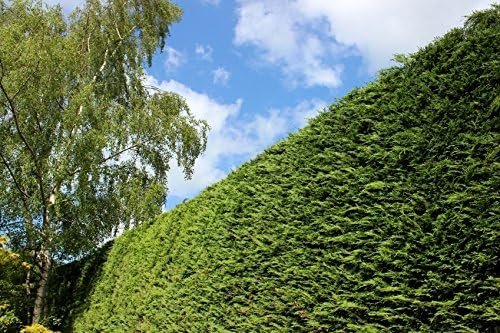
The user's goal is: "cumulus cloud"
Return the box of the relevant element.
[164,47,184,72]
[195,44,214,61]
[295,0,492,71]
[234,0,492,81]
[146,76,325,198]
[234,0,343,89]
[146,76,242,197]
[243,99,326,146]
[212,67,231,85]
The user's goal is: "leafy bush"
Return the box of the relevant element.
[56,5,499,332]
[0,304,20,331]
[20,323,54,333]
[0,236,30,332]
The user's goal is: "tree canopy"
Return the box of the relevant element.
[0,0,208,324]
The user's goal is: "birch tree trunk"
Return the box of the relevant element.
[32,245,51,324]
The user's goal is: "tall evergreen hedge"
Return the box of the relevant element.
[59,6,499,332]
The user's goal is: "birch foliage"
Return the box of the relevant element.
[0,1,207,322]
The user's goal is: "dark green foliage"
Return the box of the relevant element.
[61,6,499,332]
[0,237,29,332]
[45,242,113,330]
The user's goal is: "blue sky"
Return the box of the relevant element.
[51,0,492,209]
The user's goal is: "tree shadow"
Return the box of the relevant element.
[46,241,114,332]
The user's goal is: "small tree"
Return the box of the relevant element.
[0,0,208,324]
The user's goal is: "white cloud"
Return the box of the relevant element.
[164,47,184,71]
[212,67,231,86]
[234,0,343,89]
[234,0,492,81]
[146,76,242,197]
[243,99,326,146]
[146,76,325,198]
[295,0,492,71]
[195,44,214,61]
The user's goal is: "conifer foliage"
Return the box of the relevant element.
[58,6,498,332]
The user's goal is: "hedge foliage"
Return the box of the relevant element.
[47,242,113,330]
[60,6,499,332]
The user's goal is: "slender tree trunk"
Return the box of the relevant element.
[32,245,51,324]
[23,214,35,325]
[33,208,52,324]
[25,267,32,324]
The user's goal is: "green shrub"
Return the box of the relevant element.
[0,304,20,331]
[0,236,30,332]
[20,323,53,333]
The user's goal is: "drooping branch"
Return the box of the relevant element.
[90,25,137,84]
[0,150,34,240]
[99,141,143,165]
[0,63,48,217]
[0,57,4,78]
[61,138,152,185]
[0,151,30,200]
[33,109,43,134]
[0,78,37,162]
[11,60,41,101]
[48,23,138,187]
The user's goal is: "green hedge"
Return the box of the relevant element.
[47,242,113,330]
[61,6,499,332]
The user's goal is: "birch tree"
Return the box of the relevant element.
[0,0,208,323]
